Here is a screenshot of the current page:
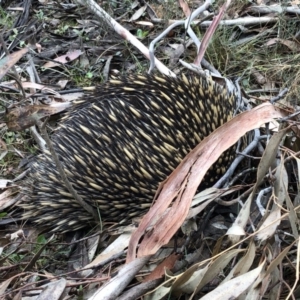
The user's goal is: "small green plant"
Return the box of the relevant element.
[8,28,18,42]
[0,7,13,27]
[3,131,16,144]
[36,9,45,21]
[19,40,26,47]
[55,24,69,35]
[136,29,148,39]
[86,71,93,79]
[7,253,25,264]
[77,285,84,300]
[0,212,7,219]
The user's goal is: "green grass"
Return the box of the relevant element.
[0,7,13,28]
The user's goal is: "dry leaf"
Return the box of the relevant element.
[200,261,265,300]
[266,38,300,52]
[129,5,147,22]
[179,0,191,17]
[144,253,180,281]
[42,50,83,68]
[0,47,29,80]
[256,209,281,241]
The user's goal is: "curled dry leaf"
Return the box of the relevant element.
[0,138,8,160]
[0,180,10,189]
[175,264,210,295]
[178,0,191,17]
[222,241,256,283]
[127,103,284,262]
[135,21,154,27]
[275,161,300,239]
[285,186,300,239]
[171,249,245,296]
[19,82,52,91]
[187,188,232,219]
[36,278,67,300]
[200,261,265,300]
[255,128,288,189]
[129,5,147,22]
[256,209,281,242]
[0,278,14,297]
[80,232,132,278]
[227,127,289,242]
[143,253,181,282]
[266,38,300,52]
[0,47,29,80]
[192,248,246,295]
[42,50,83,69]
[0,189,18,210]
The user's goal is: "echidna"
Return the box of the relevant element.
[16,74,237,232]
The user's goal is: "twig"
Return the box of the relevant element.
[256,187,272,216]
[149,0,213,73]
[194,0,231,66]
[76,0,174,76]
[228,167,257,186]
[214,129,266,188]
[270,88,289,104]
[247,4,300,15]
[200,16,278,27]
[116,279,163,300]
[148,19,196,73]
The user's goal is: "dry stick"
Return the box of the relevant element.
[194,0,231,66]
[26,53,47,152]
[270,88,289,103]
[148,20,191,73]
[200,16,278,27]
[35,118,99,222]
[148,0,211,72]
[214,129,264,188]
[228,167,256,187]
[149,0,216,74]
[116,279,163,300]
[246,4,300,15]
[77,0,174,77]
[90,255,152,300]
